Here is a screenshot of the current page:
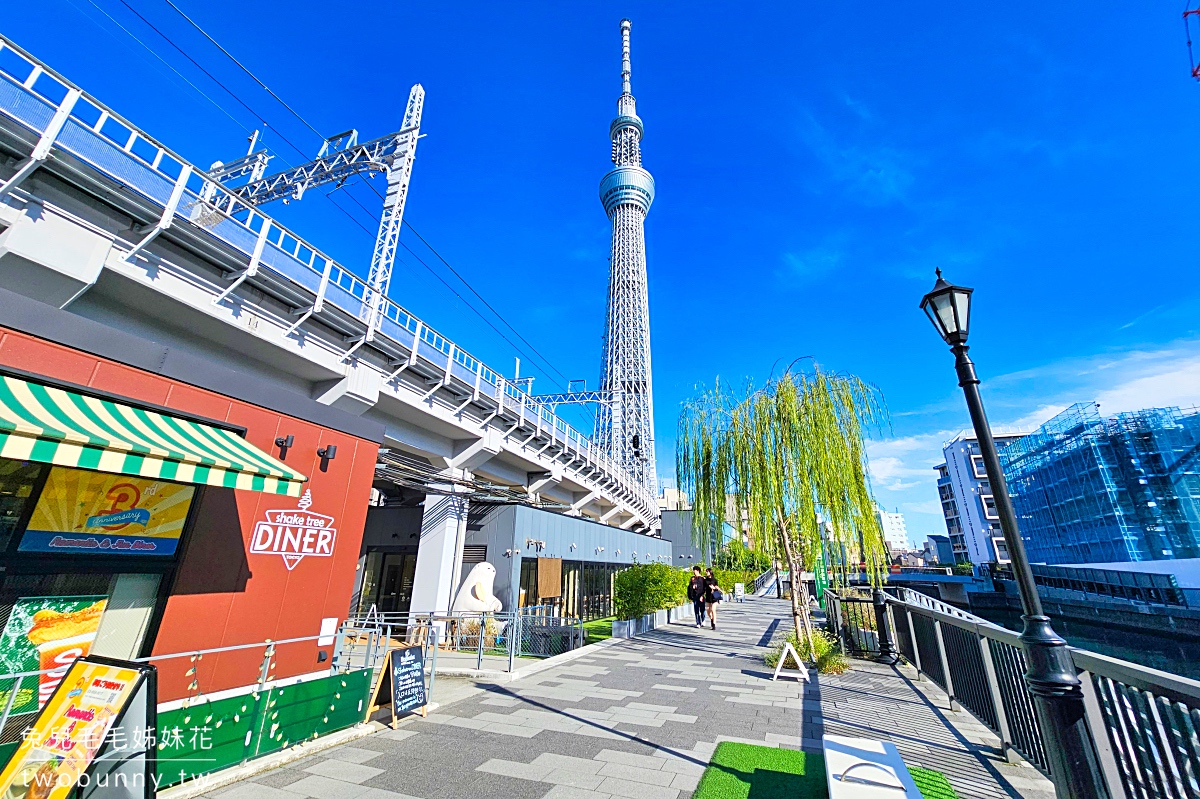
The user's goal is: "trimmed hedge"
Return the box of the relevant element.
[613,565,765,619]
[711,569,760,594]
[613,563,687,620]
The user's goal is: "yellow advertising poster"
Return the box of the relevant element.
[20,468,194,557]
[0,659,140,799]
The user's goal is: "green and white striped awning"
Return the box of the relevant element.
[0,374,307,496]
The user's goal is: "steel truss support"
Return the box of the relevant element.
[207,84,425,340]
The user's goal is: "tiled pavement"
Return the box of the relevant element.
[198,598,1054,799]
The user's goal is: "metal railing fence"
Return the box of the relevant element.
[344,609,586,672]
[0,607,587,750]
[827,587,1200,798]
[0,632,362,749]
[751,569,776,595]
[827,589,880,657]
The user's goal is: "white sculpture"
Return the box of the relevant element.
[451,562,503,612]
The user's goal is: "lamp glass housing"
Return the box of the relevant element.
[920,272,973,343]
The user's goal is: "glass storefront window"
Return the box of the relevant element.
[0,456,193,740]
[354,551,419,615]
[0,461,47,553]
[0,571,161,733]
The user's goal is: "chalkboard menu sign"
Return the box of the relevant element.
[390,646,427,716]
[367,646,428,727]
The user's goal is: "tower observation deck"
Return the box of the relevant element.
[596,19,657,498]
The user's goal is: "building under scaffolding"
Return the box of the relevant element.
[1000,403,1200,564]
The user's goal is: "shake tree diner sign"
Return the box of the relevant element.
[250,490,338,571]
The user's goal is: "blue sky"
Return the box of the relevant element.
[8,3,1200,544]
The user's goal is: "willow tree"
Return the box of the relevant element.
[677,365,889,654]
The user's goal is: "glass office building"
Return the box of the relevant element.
[1000,403,1200,564]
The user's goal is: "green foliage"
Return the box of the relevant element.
[613,563,687,620]
[715,540,771,572]
[710,569,758,594]
[677,366,890,593]
[952,562,975,576]
[691,742,959,799]
[764,628,848,675]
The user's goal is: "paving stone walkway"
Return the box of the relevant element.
[199,597,1054,799]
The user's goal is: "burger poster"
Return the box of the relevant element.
[0,659,139,799]
[0,598,108,715]
[19,468,194,557]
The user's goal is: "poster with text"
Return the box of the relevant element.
[20,468,195,556]
[0,596,109,715]
[0,658,141,799]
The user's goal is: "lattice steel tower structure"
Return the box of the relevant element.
[596,19,657,496]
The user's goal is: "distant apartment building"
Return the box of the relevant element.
[1000,403,1200,565]
[923,534,955,566]
[658,487,692,511]
[876,506,910,552]
[935,431,1024,569]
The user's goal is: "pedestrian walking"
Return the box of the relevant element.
[686,566,706,627]
[704,567,723,630]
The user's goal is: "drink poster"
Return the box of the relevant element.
[0,658,141,799]
[20,468,194,557]
[0,597,108,714]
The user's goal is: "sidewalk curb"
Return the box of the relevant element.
[158,722,384,799]
[434,636,629,683]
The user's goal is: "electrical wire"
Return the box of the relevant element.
[67,0,252,135]
[353,181,572,385]
[325,182,568,388]
[75,0,390,255]
[156,0,326,140]
[111,0,270,135]
[99,0,575,391]
[403,219,572,385]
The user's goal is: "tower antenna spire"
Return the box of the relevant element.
[597,18,658,510]
[621,18,632,95]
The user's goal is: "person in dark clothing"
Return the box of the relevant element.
[704,567,721,630]
[686,566,706,627]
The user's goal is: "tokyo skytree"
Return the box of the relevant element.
[596,19,657,497]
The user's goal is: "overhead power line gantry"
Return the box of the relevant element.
[202,84,425,341]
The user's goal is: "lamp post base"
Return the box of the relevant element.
[1020,614,1109,799]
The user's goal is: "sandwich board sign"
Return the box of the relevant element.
[0,654,157,798]
[772,642,810,682]
[367,646,428,728]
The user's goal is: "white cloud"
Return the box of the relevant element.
[866,430,956,490]
[1096,355,1200,415]
[1004,404,1067,433]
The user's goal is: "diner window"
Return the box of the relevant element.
[0,460,48,553]
[0,571,161,725]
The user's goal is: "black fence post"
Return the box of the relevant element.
[874,588,899,664]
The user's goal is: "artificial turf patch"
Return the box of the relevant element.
[691,741,959,799]
[583,616,614,642]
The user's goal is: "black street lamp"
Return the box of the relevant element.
[920,270,1108,799]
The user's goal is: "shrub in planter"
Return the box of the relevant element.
[764,629,848,675]
[712,569,759,594]
[613,563,687,620]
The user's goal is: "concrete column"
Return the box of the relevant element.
[409,491,469,615]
